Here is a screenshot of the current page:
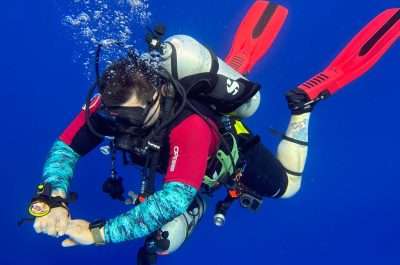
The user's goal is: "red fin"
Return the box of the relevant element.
[298,8,400,100]
[225,1,288,75]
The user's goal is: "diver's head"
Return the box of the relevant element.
[99,58,155,106]
[98,58,161,128]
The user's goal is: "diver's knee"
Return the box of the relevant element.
[280,173,302,198]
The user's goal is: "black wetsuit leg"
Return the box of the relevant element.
[241,141,288,198]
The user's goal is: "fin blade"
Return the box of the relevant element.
[297,8,400,100]
[226,1,288,75]
[329,8,400,91]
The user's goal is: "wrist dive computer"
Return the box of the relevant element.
[27,182,77,217]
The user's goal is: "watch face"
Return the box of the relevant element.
[28,201,51,217]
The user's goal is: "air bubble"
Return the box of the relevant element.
[61,0,152,79]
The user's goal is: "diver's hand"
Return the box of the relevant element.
[62,219,104,247]
[33,191,69,237]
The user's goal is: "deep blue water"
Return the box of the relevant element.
[2,0,400,264]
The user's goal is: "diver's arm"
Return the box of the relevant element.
[35,140,81,237]
[35,96,105,237]
[104,182,197,242]
[42,95,105,192]
[42,140,81,194]
[60,181,196,246]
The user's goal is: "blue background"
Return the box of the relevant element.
[2,0,400,264]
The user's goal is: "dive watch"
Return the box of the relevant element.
[89,219,106,246]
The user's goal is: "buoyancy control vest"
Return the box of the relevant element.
[125,100,220,174]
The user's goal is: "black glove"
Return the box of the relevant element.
[285,88,314,115]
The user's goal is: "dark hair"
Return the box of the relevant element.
[99,58,156,106]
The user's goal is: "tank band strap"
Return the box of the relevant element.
[205,46,219,74]
[270,128,308,147]
[283,166,303,177]
[165,41,179,80]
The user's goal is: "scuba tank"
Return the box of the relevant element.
[159,35,261,119]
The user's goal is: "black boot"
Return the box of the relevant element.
[285,88,315,115]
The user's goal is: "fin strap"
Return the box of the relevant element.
[270,128,308,147]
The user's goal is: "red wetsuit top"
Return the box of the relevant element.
[59,95,219,190]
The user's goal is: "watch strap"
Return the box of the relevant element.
[89,219,106,246]
[90,227,105,245]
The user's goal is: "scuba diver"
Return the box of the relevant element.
[23,1,399,264]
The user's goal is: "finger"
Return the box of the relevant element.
[58,206,70,218]
[33,218,42,233]
[62,238,79,247]
[46,220,58,237]
[56,216,69,237]
[40,220,48,234]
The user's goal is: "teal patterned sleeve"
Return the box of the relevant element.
[104,182,197,243]
[42,140,81,194]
